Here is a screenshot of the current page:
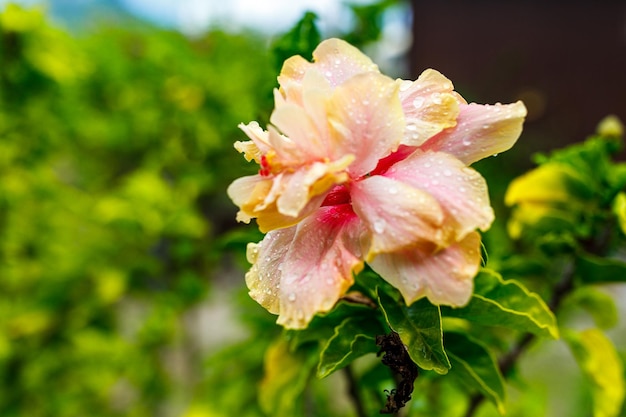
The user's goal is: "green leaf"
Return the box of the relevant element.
[377,289,450,374]
[446,332,506,415]
[565,287,619,329]
[284,300,377,350]
[259,338,318,417]
[343,0,395,47]
[576,253,626,284]
[270,11,321,73]
[613,192,626,235]
[317,316,383,378]
[564,328,625,417]
[443,269,559,339]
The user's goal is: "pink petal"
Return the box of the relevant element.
[421,101,527,165]
[327,72,404,177]
[369,231,482,306]
[246,205,369,329]
[227,174,270,224]
[350,174,445,255]
[278,38,379,90]
[398,69,460,146]
[276,158,352,217]
[269,103,330,161]
[384,150,494,243]
[227,173,330,232]
[245,227,296,315]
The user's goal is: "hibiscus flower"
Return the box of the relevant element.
[228,38,526,329]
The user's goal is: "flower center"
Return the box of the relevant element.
[321,184,351,206]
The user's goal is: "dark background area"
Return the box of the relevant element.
[410,0,626,155]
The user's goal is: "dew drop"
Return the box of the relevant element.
[406,124,418,131]
[325,71,332,78]
[462,139,471,146]
[373,219,386,233]
[432,92,442,104]
[413,97,425,109]
[443,169,452,176]
[288,292,296,302]
[389,187,398,195]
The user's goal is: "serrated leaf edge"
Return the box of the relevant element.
[316,317,376,379]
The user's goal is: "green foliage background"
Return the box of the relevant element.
[0,3,624,417]
[0,4,273,416]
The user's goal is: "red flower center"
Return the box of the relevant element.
[321,184,351,206]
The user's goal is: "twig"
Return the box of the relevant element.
[344,365,368,417]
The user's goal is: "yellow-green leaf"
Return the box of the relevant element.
[612,192,626,235]
[564,328,625,417]
[565,287,619,329]
[259,338,317,417]
[505,162,594,206]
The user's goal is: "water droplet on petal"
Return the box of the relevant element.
[443,169,452,176]
[389,187,398,195]
[432,92,442,104]
[413,97,425,109]
[288,292,296,302]
[373,219,386,233]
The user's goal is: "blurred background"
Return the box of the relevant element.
[0,1,624,416]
